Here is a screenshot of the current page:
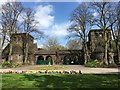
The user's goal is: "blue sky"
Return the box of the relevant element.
[0,0,119,48]
[21,2,79,48]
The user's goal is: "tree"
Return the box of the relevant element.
[117,2,120,64]
[92,2,117,65]
[66,39,82,50]
[111,2,120,64]
[1,2,23,64]
[22,8,43,64]
[68,2,93,64]
[43,37,66,50]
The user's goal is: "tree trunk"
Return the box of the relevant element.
[83,38,89,64]
[85,43,90,61]
[24,33,29,64]
[117,26,120,64]
[108,52,114,64]
[104,31,108,65]
[117,43,120,64]
[0,43,2,63]
[84,48,87,64]
[25,42,29,64]
[9,41,13,66]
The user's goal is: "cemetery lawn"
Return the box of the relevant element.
[32,65,67,70]
[2,74,119,89]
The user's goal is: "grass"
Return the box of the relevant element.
[32,65,67,70]
[1,74,120,89]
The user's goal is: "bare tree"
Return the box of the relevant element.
[43,37,66,50]
[92,2,117,65]
[68,2,93,64]
[22,8,43,64]
[1,2,23,64]
[117,2,120,64]
[66,39,82,50]
[111,2,120,64]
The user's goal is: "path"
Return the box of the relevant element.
[57,65,119,74]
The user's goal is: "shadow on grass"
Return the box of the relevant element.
[23,74,119,89]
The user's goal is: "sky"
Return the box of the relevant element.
[0,0,119,48]
[0,1,80,48]
[21,2,80,48]
[20,0,120,48]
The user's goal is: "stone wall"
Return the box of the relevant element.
[11,54,23,64]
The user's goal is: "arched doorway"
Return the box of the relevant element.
[73,56,80,64]
[63,56,70,65]
[63,55,81,65]
[36,56,44,65]
[46,56,53,65]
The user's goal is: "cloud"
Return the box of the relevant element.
[34,4,54,29]
[51,23,70,36]
[93,12,98,17]
[18,12,25,23]
[0,0,16,7]
[36,22,70,48]
[32,4,70,39]
[0,2,4,8]
[18,4,54,33]
[0,1,5,30]
[0,1,6,16]
[34,4,70,47]
[43,22,70,37]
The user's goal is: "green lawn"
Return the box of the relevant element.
[1,74,119,89]
[32,65,67,70]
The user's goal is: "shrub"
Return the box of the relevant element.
[2,61,22,68]
[2,61,11,68]
[85,59,100,67]
[12,63,22,68]
[85,59,118,68]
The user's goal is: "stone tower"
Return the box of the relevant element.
[2,33,37,64]
[88,29,112,61]
[88,29,112,53]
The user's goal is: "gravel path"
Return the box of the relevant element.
[57,65,119,74]
[0,65,119,74]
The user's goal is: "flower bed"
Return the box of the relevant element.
[0,70,82,74]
